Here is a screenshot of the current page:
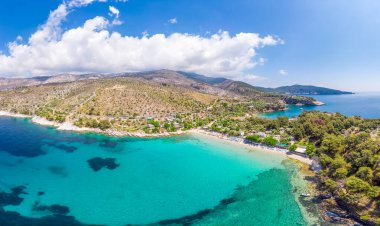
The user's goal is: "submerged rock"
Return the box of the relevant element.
[0,185,27,206]
[33,202,70,215]
[0,207,88,226]
[99,141,118,148]
[87,157,120,172]
[48,166,68,178]
[55,144,78,153]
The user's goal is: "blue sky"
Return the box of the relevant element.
[0,0,379,91]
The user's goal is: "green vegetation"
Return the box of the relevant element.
[287,111,380,222]
[263,136,278,146]
[74,117,111,130]
[245,134,262,143]
[289,144,297,152]
[36,107,67,123]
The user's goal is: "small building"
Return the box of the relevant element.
[146,124,155,129]
[311,159,322,172]
[173,122,181,129]
[295,146,307,154]
[165,116,175,122]
[273,135,281,142]
[257,132,267,138]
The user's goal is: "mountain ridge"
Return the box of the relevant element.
[0,70,352,96]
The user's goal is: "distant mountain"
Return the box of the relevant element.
[0,70,320,112]
[256,85,353,95]
[177,71,228,85]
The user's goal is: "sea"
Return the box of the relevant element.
[261,92,380,119]
[0,116,321,226]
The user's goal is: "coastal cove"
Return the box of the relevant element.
[0,116,322,225]
[261,93,380,119]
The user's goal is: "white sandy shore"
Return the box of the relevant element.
[313,101,325,106]
[189,129,313,165]
[0,110,313,165]
[0,111,31,118]
[0,111,185,138]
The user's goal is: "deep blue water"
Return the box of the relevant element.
[0,117,320,226]
[261,93,380,119]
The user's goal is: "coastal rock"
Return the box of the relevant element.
[87,157,120,172]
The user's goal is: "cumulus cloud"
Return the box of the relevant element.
[278,69,288,75]
[168,18,178,24]
[0,0,282,79]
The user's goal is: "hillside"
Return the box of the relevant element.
[0,70,321,133]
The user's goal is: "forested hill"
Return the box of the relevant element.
[255,84,354,95]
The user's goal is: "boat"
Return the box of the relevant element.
[301,193,311,197]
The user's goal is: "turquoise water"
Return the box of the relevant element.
[261,93,380,119]
[0,117,316,225]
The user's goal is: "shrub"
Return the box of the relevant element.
[356,167,373,183]
[333,167,348,179]
[263,136,278,146]
[346,176,370,194]
[360,215,371,221]
[289,144,297,152]
[245,135,262,143]
[98,120,111,130]
[306,143,316,157]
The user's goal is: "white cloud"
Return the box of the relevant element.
[278,69,288,76]
[142,30,149,37]
[168,18,178,24]
[109,6,119,16]
[108,6,122,25]
[242,74,267,82]
[0,1,282,80]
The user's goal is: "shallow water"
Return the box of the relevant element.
[261,93,380,119]
[0,117,318,225]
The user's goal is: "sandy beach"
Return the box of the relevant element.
[189,128,313,165]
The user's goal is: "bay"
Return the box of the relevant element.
[0,117,318,225]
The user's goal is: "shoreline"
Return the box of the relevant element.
[0,111,185,138]
[190,129,313,165]
[0,110,313,165]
